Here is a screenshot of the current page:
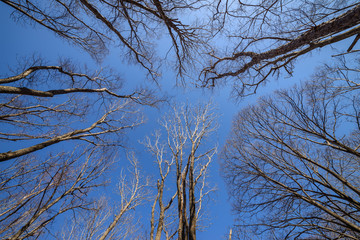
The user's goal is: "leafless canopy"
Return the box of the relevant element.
[222,56,360,239]
[3,1,360,92]
[0,57,150,163]
[201,1,360,97]
[0,147,111,240]
[1,0,211,78]
[0,55,151,238]
[59,154,150,240]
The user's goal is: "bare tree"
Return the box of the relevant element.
[201,1,360,97]
[59,153,150,240]
[0,56,153,238]
[222,56,360,239]
[0,146,112,240]
[0,141,149,240]
[144,102,218,240]
[1,0,212,78]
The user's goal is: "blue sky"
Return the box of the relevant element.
[0,2,353,239]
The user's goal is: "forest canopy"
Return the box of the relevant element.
[0,0,360,239]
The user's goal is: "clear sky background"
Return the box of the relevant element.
[0,3,352,239]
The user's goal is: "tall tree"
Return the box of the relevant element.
[222,56,360,239]
[201,1,360,97]
[0,54,157,238]
[144,102,218,240]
